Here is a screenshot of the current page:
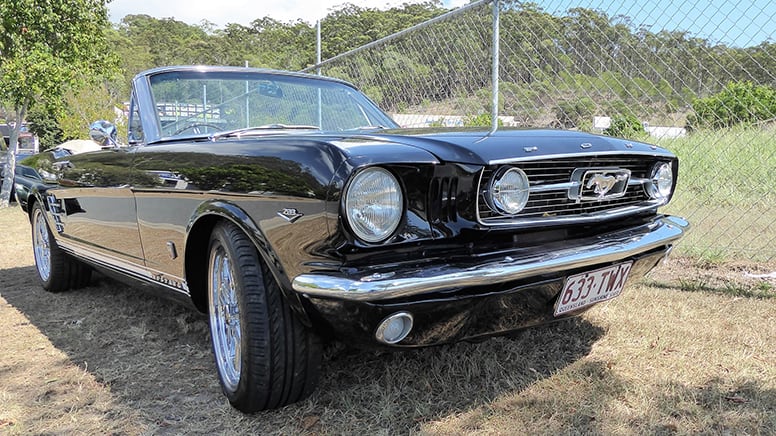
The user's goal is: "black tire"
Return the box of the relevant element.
[207,221,322,412]
[31,202,92,292]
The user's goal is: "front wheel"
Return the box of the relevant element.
[207,221,322,412]
[31,202,91,292]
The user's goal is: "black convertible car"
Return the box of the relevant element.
[24,66,687,412]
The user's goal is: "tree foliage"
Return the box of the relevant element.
[604,114,646,139]
[463,113,502,128]
[688,81,776,129]
[0,0,116,206]
[554,98,595,128]
[26,105,64,150]
[98,1,775,129]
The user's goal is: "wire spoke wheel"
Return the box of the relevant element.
[32,207,52,282]
[208,244,242,392]
[206,221,322,412]
[29,202,91,292]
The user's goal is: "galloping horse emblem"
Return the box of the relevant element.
[586,173,629,198]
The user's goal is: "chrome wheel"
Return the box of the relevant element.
[208,244,242,392]
[206,221,322,411]
[32,208,52,282]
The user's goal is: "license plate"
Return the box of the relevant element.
[554,262,633,316]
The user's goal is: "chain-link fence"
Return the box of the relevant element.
[303,0,776,262]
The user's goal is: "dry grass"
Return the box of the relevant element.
[0,204,774,435]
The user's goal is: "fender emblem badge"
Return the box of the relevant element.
[278,208,304,223]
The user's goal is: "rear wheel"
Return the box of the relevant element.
[207,221,321,412]
[31,202,91,292]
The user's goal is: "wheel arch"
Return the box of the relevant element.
[26,189,48,223]
[184,200,312,325]
[26,193,40,222]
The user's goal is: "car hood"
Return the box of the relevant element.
[337,128,672,165]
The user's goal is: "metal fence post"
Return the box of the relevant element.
[491,0,500,134]
[316,20,322,76]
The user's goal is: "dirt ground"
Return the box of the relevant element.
[1,204,774,435]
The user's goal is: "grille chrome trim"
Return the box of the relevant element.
[477,156,671,227]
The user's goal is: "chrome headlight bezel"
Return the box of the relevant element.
[488,166,530,215]
[649,162,674,201]
[344,167,404,243]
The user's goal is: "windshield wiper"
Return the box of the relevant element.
[210,124,320,141]
[348,125,389,131]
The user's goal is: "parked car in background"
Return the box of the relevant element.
[15,147,83,210]
[1,152,35,202]
[1,123,40,155]
[22,65,687,412]
[13,164,47,209]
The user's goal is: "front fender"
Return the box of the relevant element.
[184,199,314,325]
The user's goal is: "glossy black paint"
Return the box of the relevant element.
[368,128,667,164]
[28,129,675,327]
[25,67,685,351]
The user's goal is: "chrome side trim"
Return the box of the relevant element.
[292,215,688,301]
[57,239,190,295]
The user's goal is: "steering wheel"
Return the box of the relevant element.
[173,123,224,135]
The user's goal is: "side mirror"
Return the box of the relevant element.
[89,120,118,147]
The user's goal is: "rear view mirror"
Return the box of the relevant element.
[258,81,283,98]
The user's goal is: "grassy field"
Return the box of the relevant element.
[1,200,775,434]
[656,127,776,262]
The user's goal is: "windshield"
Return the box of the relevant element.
[148,71,398,139]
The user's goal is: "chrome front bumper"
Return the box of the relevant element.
[292,215,688,302]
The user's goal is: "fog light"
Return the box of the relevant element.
[375,312,413,344]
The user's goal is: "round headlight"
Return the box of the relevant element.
[489,167,530,215]
[345,167,403,243]
[650,162,673,200]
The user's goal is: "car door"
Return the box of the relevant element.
[45,147,145,271]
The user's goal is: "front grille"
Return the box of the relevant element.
[478,155,668,226]
[429,176,459,223]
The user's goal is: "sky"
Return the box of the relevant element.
[538,0,774,47]
[108,0,774,48]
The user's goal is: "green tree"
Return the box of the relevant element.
[26,105,64,151]
[689,81,776,129]
[463,113,502,127]
[603,114,645,139]
[0,0,116,206]
[57,79,124,141]
[321,2,445,58]
[554,98,595,128]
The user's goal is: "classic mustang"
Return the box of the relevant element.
[23,65,687,412]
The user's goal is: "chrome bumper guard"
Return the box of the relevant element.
[292,215,688,302]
